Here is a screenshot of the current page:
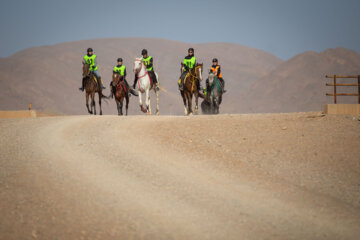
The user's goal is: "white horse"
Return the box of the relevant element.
[133,58,159,115]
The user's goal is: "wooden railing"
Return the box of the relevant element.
[325,75,360,104]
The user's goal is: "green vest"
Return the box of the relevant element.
[142,56,153,71]
[183,56,196,70]
[113,65,126,76]
[83,54,98,71]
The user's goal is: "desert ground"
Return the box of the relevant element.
[1,112,360,239]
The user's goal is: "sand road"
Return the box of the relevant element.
[1,113,360,239]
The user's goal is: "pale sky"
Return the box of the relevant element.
[0,0,359,59]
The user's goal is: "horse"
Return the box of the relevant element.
[112,73,129,116]
[133,58,159,115]
[208,72,223,114]
[180,63,203,115]
[82,63,108,115]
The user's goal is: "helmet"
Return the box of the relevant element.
[212,58,218,63]
[188,48,194,53]
[117,58,123,62]
[87,48,93,53]
[141,49,148,55]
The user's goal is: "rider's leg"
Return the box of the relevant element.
[197,80,205,98]
[149,71,159,91]
[93,70,105,89]
[110,82,115,98]
[133,74,138,88]
[79,77,85,91]
[124,78,138,96]
[179,71,187,90]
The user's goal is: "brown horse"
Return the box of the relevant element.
[112,73,129,115]
[82,64,107,115]
[180,63,203,115]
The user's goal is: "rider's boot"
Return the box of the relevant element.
[97,77,105,90]
[152,72,160,91]
[125,79,138,96]
[197,80,205,98]
[100,77,106,90]
[79,78,85,92]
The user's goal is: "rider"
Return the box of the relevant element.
[133,49,159,91]
[80,48,105,91]
[111,58,138,98]
[179,48,204,97]
[208,58,226,93]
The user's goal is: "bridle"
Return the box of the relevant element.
[134,59,148,79]
[188,65,203,81]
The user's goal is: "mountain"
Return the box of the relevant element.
[236,47,360,113]
[0,38,282,115]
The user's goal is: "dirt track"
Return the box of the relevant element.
[1,113,360,239]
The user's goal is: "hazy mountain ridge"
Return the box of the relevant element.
[0,38,282,115]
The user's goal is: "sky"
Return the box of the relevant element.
[0,0,359,60]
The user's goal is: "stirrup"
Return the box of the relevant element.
[79,87,84,92]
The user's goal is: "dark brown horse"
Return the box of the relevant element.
[180,63,203,115]
[82,64,107,115]
[112,73,129,115]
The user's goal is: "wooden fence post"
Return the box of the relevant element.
[334,75,337,104]
[358,75,360,104]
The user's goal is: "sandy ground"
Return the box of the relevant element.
[0,113,360,239]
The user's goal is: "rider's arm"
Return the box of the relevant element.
[217,66,221,77]
[191,57,196,69]
[124,68,127,77]
[93,57,98,69]
[147,57,153,69]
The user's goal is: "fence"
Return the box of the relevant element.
[325,75,360,104]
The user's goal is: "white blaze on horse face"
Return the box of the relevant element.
[199,66,203,81]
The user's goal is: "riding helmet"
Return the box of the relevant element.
[141,49,148,55]
[87,48,93,53]
[117,58,123,62]
[212,58,218,63]
[188,48,194,53]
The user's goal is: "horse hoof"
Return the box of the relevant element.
[189,112,193,116]
[156,111,159,116]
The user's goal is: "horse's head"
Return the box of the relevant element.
[112,72,121,86]
[133,58,143,75]
[83,63,91,78]
[208,72,215,86]
[195,63,203,82]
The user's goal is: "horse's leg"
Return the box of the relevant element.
[145,89,151,115]
[120,99,123,116]
[116,100,120,115]
[155,89,159,116]
[194,91,199,115]
[91,92,96,115]
[181,91,188,115]
[188,92,193,116]
[99,92,102,115]
[138,90,145,113]
[86,92,92,114]
[125,96,129,116]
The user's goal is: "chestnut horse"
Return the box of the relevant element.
[111,73,129,115]
[180,63,203,115]
[82,64,108,115]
